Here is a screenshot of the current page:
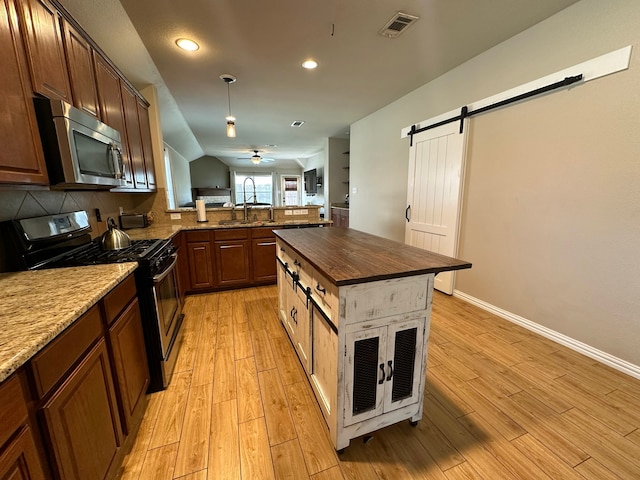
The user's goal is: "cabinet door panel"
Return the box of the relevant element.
[18,0,71,101]
[108,298,149,434]
[120,84,146,189]
[41,338,122,480]
[215,240,250,286]
[343,327,386,426]
[385,318,425,411]
[136,98,156,188]
[94,55,133,187]
[187,241,214,290]
[62,20,99,117]
[251,237,277,283]
[0,0,48,185]
[0,425,47,480]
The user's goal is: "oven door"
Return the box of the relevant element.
[152,253,183,360]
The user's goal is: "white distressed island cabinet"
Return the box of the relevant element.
[274,227,471,451]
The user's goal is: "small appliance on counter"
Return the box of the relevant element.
[119,212,150,229]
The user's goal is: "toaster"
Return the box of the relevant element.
[119,213,149,229]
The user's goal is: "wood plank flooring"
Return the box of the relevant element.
[119,286,640,479]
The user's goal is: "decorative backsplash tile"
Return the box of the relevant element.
[0,188,154,238]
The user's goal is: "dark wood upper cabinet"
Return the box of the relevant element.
[120,83,147,190]
[137,97,156,188]
[18,0,71,102]
[0,0,48,185]
[62,19,99,118]
[94,53,134,187]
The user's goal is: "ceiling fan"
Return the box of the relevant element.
[237,150,275,165]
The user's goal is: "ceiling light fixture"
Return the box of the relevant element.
[220,74,237,138]
[176,38,199,51]
[251,151,262,165]
[302,59,318,69]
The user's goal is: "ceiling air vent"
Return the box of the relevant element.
[378,12,419,38]
[291,120,305,127]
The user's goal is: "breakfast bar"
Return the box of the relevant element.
[273,227,471,451]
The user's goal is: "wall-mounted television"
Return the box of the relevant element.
[304,169,317,194]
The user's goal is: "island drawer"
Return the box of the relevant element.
[340,274,431,325]
[29,305,103,399]
[310,268,338,324]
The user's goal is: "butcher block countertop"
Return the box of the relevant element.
[0,263,137,383]
[273,227,471,286]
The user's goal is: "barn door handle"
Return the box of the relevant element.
[386,360,393,381]
[378,364,385,384]
[405,205,411,222]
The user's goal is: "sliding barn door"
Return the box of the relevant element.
[405,121,468,294]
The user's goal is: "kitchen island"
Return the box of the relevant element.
[273,227,471,451]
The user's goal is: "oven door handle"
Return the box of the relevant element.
[153,253,178,283]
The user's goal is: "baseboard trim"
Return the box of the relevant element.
[452,290,640,381]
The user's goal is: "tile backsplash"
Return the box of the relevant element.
[0,188,155,238]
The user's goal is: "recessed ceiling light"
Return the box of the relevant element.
[291,121,305,127]
[302,59,318,69]
[176,38,199,51]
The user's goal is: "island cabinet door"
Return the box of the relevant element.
[344,317,425,427]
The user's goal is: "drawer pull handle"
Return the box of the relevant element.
[294,259,301,267]
[280,247,285,252]
[316,283,326,294]
[258,242,276,246]
[220,244,242,249]
[379,364,385,384]
[386,360,394,381]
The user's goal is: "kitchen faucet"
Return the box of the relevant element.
[242,177,257,222]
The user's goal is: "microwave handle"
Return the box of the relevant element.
[110,143,124,179]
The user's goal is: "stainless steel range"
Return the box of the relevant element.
[1,210,184,392]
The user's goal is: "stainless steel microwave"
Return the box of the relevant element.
[34,98,126,189]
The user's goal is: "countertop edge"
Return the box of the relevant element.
[0,263,138,383]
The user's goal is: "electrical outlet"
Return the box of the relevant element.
[284,210,293,216]
[170,213,181,220]
[300,209,308,215]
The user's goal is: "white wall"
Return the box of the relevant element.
[165,144,192,207]
[350,0,640,367]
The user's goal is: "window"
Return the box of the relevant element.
[234,173,273,205]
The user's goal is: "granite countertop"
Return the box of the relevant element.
[124,220,332,241]
[0,263,137,383]
[274,227,471,286]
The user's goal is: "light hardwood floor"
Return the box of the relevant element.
[119,286,640,479]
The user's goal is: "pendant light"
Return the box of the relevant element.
[220,74,237,138]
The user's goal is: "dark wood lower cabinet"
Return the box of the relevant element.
[0,371,47,480]
[107,298,149,435]
[187,240,215,290]
[251,236,277,283]
[0,425,47,480]
[215,238,251,287]
[40,338,122,480]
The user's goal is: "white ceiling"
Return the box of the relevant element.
[58,0,579,170]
